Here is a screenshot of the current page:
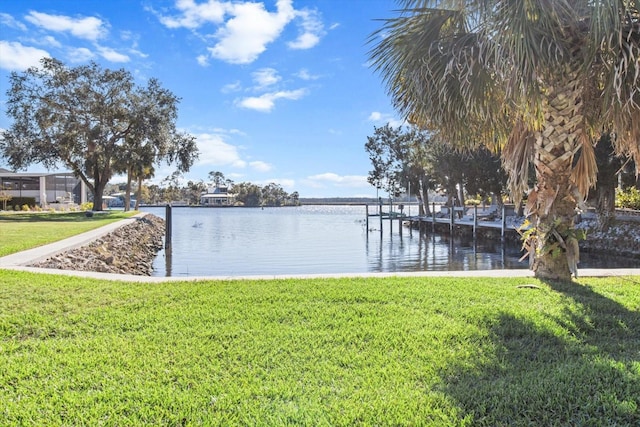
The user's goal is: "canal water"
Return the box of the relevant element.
[141,205,636,277]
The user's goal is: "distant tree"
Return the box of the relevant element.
[145,184,162,205]
[115,78,198,211]
[464,146,508,206]
[0,58,197,211]
[425,140,460,207]
[186,180,207,205]
[133,164,154,210]
[161,172,183,203]
[233,182,262,207]
[208,171,225,188]
[136,183,151,207]
[365,124,406,197]
[262,183,286,207]
[289,191,300,206]
[365,124,435,214]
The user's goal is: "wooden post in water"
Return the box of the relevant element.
[449,205,455,234]
[473,204,478,239]
[501,205,507,240]
[379,198,383,234]
[432,202,436,232]
[389,199,393,235]
[365,205,369,230]
[165,204,172,249]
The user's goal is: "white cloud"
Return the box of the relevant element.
[305,173,369,188]
[249,161,272,172]
[368,111,404,127]
[0,41,49,71]
[157,0,324,65]
[196,54,209,66]
[67,47,95,63]
[287,8,324,50]
[41,35,62,48]
[252,68,280,88]
[221,81,242,93]
[288,32,319,50]
[96,45,130,62]
[158,0,227,29]
[368,111,383,121]
[295,68,319,80]
[236,88,307,112]
[194,133,247,168]
[0,13,27,31]
[207,0,294,64]
[25,11,107,41]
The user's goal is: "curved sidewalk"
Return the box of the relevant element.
[1,215,638,282]
[0,213,146,268]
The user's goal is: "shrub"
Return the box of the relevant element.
[6,197,36,210]
[21,204,30,211]
[615,187,640,210]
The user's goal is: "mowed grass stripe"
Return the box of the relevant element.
[1,271,639,425]
[0,211,137,257]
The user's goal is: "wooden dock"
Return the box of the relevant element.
[366,202,522,239]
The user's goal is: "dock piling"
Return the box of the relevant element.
[165,204,172,249]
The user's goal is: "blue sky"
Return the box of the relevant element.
[0,0,403,198]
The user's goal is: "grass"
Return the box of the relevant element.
[1,270,639,425]
[0,211,137,257]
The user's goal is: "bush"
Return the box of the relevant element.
[6,197,36,210]
[80,202,93,211]
[21,204,30,211]
[615,187,640,210]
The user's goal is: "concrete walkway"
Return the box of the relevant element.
[1,215,638,282]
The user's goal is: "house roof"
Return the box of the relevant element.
[0,169,76,178]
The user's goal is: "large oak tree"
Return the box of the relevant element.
[1,58,198,211]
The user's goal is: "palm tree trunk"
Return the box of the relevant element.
[124,166,133,212]
[530,76,585,282]
[135,176,142,210]
[419,178,430,215]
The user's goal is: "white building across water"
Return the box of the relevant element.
[200,185,235,206]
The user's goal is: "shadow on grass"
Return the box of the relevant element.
[441,278,640,426]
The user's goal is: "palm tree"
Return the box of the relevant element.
[370,0,640,281]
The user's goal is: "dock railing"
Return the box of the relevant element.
[366,202,522,239]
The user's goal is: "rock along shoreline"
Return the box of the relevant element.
[28,213,639,277]
[31,213,165,276]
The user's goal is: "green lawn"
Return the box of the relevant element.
[1,271,638,425]
[0,211,136,257]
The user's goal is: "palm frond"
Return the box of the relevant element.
[570,133,598,199]
[502,120,535,206]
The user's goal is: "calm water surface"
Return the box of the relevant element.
[141,205,636,277]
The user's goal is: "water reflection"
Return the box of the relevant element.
[141,206,636,277]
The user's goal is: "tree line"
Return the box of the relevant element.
[107,170,300,208]
[366,124,639,226]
